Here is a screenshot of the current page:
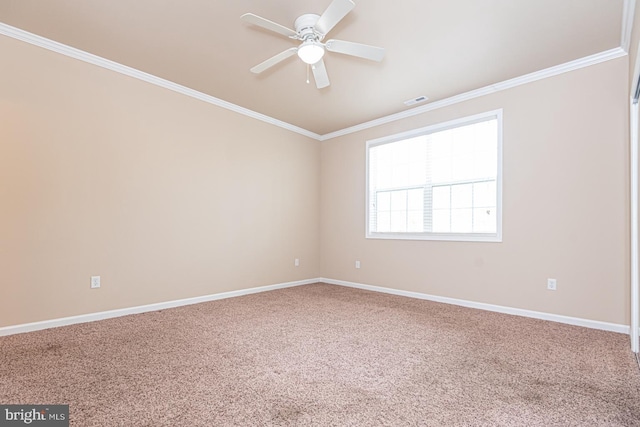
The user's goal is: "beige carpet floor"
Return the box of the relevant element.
[1,283,639,426]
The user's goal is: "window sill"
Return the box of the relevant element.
[366,232,502,242]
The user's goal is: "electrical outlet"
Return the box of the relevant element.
[91,276,101,289]
[355,260,361,269]
[547,278,557,291]
[294,258,299,267]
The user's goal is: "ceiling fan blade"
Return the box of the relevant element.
[241,13,297,38]
[311,59,330,89]
[250,48,298,74]
[314,0,355,36]
[325,39,385,62]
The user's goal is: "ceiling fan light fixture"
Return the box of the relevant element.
[298,41,325,65]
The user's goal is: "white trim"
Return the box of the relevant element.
[0,23,627,142]
[0,278,318,337]
[364,233,502,243]
[321,278,631,334]
[320,48,627,141]
[621,0,637,53]
[2,277,636,339]
[0,23,322,141]
[631,100,639,353]
[365,109,503,242]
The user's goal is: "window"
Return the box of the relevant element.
[366,110,502,242]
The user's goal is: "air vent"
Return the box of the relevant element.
[404,96,429,106]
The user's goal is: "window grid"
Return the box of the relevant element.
[431,178,496,233]
[374,186,425,233]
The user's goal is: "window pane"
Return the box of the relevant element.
[390,210,407,232]
[407,189,424,211]
[431,156,452,183]
[432,209,450,233]
[451,184,473,208]
[452,125,475,157]
[390,190,407,212]
[473,207,496,233]
[392,168,409,187]
[451,208,473,233]
[452,155,474,181]
[474,150,496,178]
[473,181,496,208]
[377,191,391,211]
[430,133,452,160]
[432,186,450,210]
[407,211,424,232]
[377,212,391,232]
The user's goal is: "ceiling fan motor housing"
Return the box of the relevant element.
[295,14,323,41]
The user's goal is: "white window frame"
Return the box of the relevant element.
[365,109,503,242]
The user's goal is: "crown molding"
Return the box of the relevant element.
[622,0,636,53]
[320,47,627,141]
[0,22,628,143]
[0,23,322,141]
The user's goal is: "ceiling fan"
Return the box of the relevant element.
[241,0,385,89]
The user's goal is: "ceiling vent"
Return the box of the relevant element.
[404,96,428,106]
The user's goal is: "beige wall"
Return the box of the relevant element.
[0,36,320,327]
[0,32,631,329]
[320,57,629,325]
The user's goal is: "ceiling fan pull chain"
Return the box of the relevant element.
[306,64,310,84]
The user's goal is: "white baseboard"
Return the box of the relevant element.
[0,278,319,337]
[1,277,635,338]
[321,277,631,335]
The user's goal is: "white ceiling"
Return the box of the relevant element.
[0,0,626,135]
